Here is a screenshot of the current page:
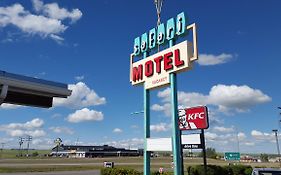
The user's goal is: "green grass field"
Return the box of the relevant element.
[0,149,279,173]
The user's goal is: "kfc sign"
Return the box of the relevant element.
[179,106,209,130]
[130,41,193,89]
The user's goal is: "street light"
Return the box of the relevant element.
[130,111,144,115]
[272,129,281,166]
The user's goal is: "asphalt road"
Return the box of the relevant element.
[0,170,100,175]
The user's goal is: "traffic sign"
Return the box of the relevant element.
[224,152,240,160]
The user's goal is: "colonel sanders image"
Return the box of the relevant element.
[178,109,197,130]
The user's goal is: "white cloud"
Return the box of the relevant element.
[75,75,85,81]
[151,103,171,116]
[208,84,271,113]
[251,130,274,141]
[32,0,82,23]
[0,103,22,109]
[153,84,271,116]
[113,128,123,133]
[1,118,44,130]
[50,34,64,44]
[66,108,104,123]
[7,129,46,137]
[243,142,255,146]
[0,1,82,42]
[205,132,218,141]
[32,138,54,149]
[213,126,234,133]
[238,132,247,141]
[54,82,106,109]
[150,123,171,132]
[102,138,144,149]
[0,4,66,35]
[49,126,74,135]
[198,53,233,66]
[0,118,46,138]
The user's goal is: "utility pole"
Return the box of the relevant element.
[26,136,32,157]
[272,129,281,167]
[18,137,23,157]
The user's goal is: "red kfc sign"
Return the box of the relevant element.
[179,106,209,130]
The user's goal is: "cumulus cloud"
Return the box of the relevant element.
[0,118,46,138]
[213,126,234,133]
[251,130,274,141]
[66,108,104,123]
[54,82,106,109]
[152,84,271,115]
[1,118,44,130]
[6,129,46,137]
[208,84,271,113]
[113,128,123,133]
[32,0,82,23]
[150,123,171,132]
[0,1,82,42]
[49,126,74,135]
[32,138,54,149]
[198,53,233,66]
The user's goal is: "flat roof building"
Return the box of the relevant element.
[51,144,141,158]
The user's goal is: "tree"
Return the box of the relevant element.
[200,147,217,159]
[260,153,269,162]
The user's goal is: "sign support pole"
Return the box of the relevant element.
[170,39,183,175]
[201,129,207,175]
[144,52,151,175]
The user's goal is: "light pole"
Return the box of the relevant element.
[272,129,281,166]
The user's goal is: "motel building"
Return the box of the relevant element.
[51,144,142,158]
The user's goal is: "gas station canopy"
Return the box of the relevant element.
[0,70,72,108]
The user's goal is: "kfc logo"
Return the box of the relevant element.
[178,106,209,130]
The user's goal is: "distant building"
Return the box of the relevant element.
[51,144,141,158]
[240,155,258,163]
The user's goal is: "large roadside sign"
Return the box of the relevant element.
[179,106,209,130]
[147,134,201,151]
[224,152,240,161]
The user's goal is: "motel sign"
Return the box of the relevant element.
[130,11,198,175]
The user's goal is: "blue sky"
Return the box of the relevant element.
[0,0,281,154]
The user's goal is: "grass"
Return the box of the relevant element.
[0,150,280,173]
[0,165,100,173]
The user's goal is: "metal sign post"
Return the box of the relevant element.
[170,39,183,175]
[144,52,151,175]
[201,130,207,175]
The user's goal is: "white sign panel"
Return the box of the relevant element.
[130,41,193,89]
[182,134,201,145]
[147,138,172,152]
[147,134,201,151]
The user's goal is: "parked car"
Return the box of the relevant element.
[252,168,281,175]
